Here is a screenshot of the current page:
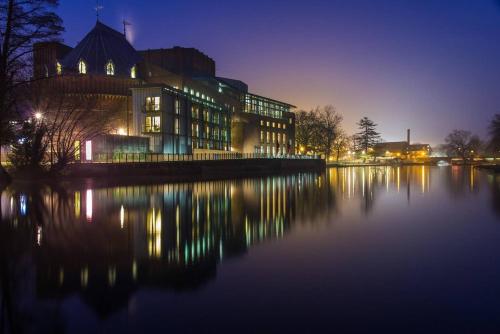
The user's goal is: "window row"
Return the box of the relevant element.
[191,106,228,125]
[260,120,287,129]
[184,87,215,103]
[73,59,136,78]
[260,131,287,144]
[191,123,228,141]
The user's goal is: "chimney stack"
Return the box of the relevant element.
[407,129,410,145]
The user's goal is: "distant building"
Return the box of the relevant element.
[33,20,296,158]
[374,129,431,159]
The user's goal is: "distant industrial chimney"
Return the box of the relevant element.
[407,129,411,145]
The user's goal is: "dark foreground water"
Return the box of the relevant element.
[1,166,500,333]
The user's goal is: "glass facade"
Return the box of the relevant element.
[191,103,229,151]
[243,93,291,119]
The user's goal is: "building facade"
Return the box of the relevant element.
[32,20,295,158]
[131,85,231,154]
[373,129,431,159]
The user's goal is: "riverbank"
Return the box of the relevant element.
[8,158,325,184]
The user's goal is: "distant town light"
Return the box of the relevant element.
[117,127,127,136]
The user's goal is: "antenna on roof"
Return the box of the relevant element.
[94,0,104,21]
[123,19,132,38]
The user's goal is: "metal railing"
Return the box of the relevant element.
[80,152,321,164]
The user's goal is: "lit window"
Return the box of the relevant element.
[56,61,62,75]
[218,87,223,93]
[266,121,270,127]
[74,141,81,160]
[289,118,293,124]
[260,120,264,126]
[145,116,161,132]
[85,140,92,160]
[106,60,115,76]
[175,99,180,114]
[272,122,275,128]
[174,117,180,134]
[283,124,286,130]
[184,87,189,93]
[145,96,160,111]
[130,65,136,78]
[78,60,87,74]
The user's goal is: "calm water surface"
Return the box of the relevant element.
[1,166,500,333]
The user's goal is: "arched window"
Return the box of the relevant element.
[106,60,115,76]
[78,60,87,74]
[130,65,136,79]
[44,65,49,78]
[56,61,62,75]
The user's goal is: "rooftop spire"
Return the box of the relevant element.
[94,0,103,21]
[123,19,132,38]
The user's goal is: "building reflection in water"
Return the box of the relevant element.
[0,166,495,327]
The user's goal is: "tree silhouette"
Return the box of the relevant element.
[354,117,381,152]
[444,129,482,162]
[488,114,500,156]
[0,0,64,176]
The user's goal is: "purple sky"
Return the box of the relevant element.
[57,0,500,144]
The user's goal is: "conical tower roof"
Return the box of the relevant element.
[61,21,141,76]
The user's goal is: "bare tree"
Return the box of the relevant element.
[295,106,344,157]
[317,105,343,159]
[444,129,482,162]
[332,131,350,162]
[0,0,63,175]
[488,114,500,156]
[28,85,124,172]
[295,109,318,154]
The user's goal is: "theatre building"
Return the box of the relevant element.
[33,20,295,158]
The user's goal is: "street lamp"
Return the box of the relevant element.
[34,112,43,120]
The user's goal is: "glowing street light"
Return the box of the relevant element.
[34,112,43,120]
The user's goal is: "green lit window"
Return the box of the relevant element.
[174,117,180,134]
[130,65,137,78]
[175,99,180,114]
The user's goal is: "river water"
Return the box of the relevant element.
[1,166,499,333]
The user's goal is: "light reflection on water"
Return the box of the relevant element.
[0,166,499,333]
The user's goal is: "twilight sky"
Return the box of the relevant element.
[57,0,500,144]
